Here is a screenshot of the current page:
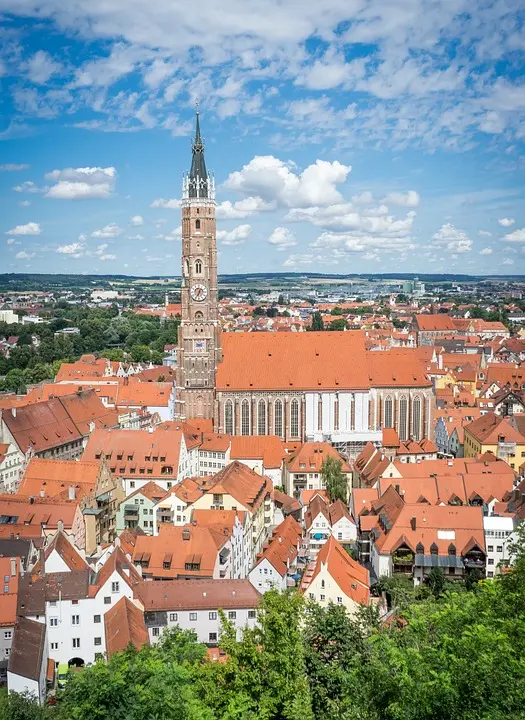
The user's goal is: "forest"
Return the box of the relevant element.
[2,528,524,720]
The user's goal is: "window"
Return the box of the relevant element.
[4,630,12,639]
[487,571,494,578]
[241,399,250,435]
[72,638,80,649]
[384,395,393,428]
[290,399,299,438]
[412,396,422,440]
[72,599,79,605]
[49,601,57,607]
[399,395,408,442]
[337,532,343,540]
[111,581,120,593]
[195,259,202,274]
[71,615,80,626]
[4,648,9,658]
[104,597,111,605]
[50,618,58,627]
[209,632,217,643]
[94,615,101,623]
[248,610,256,619]
[308,593,315,600]
[317,396,323,431]
[224,400,234,435]
[320,594,325,601]
[228,611,236,620]
[258,399,267,435]
[189,612,198,621]
[488,558,494,565]
[50,642,58,650]
[152,627,160,637]
[209,611,217,620]
[497,546,503,553]
[337,597,343,604]
[130,481,135,488]
[334,395,339,431]
[94,637,102,646]
[274,399,283,438]
[195,219,201,230]
[169,613,178,622]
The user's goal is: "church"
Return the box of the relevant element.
[176,113,434,453]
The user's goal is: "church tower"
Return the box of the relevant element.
[176,109,222,420]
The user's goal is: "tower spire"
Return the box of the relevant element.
[188,102,208,198]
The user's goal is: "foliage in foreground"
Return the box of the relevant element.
[4,527,525,720]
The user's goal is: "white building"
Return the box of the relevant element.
[139,579,260,646]
[0,441,24,492]
[484,515,516,578]
[248,516,302,593]
[0,310,19,324]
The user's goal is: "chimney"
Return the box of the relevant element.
[11,407,16,418]
[40,489,45,498]
[182,528,190,541]
[202,591,207,598]
[395,484,400,494]
[10,558,16,577]
[58,520,64,533]
[232,590,236,597]
[410,516,416,531]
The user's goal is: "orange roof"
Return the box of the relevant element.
[200,433,231,453]
[0,556,20,627]
[286,442,350,474]
[104,596,149,658]
[304,494,330,530]
[464,413,525,445]
[351,488,379,517]
[18,458,100,500]
[305,536,369,605]
[230,435,285,469]
[203,462,273,512]
[217,331,371,391]
[415,314,457,331]
[2,399,82,454]
[191,508,244,531]
[92,546,142,596]
[125,481,166,503]
[57,390,118,433]
[0,495,77,529]
[367,350,431,387]
[329,498,354,526]
[33,531,87,573]
[185,418,214,434]
[382,428,401,448]
[299,489,330,507]
[116,382,172,408]
[254,515,302,576]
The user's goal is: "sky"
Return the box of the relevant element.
[0,0,524,277]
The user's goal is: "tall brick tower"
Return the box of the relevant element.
[176,109,222,419]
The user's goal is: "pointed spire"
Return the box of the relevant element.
[189,101,208,198]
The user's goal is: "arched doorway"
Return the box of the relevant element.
[68,657,85,668]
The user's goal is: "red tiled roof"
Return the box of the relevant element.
[104,596,149,658]
[230,435,286,469]
[286,442,350,473]
[305,536,369,605]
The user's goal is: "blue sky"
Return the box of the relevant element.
[0,0,524,276]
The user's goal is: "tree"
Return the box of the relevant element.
[331,306,344,316]
[328,318,348,331]
[310,311,324,331]
[321,455,348,503]
[426,567,445,598]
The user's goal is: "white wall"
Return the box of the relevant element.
[249,557,286,593]
[148,606,257,645]
[484,516,515,578]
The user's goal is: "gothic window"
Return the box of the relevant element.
[384,395,393,428]
[195,311,203,320]
[224,400,234,435]
[274,399,283,438]
[195,219,201,230]
[241,400,250,436]
[350,395,356,431]
[399,395,409,441]
[412,396,422,440]
[196,395,204,418]
[290,399,299,438]
[195,259,202,275]
[258,399,267,435]
[334,395,339,431]
[317,396,323,431]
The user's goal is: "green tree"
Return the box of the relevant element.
[310,311,324,331]
[130,345,151,363]
[0,688,52,719]
[328,318,348,331]
[321,455,348,503]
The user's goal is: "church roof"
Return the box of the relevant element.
[189,110,208,198]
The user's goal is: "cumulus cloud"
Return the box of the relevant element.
[150,198,181,209]
[91,222,123,238]
[432,223,473,253]
[56,242,86,258]
[127,234,144,240]
[498,217,515,227]
[216,197,274,219]
[478,230,492,237]
[15,250,35,260]
[502,258,514,265]
[163,226,182,241]
[480,247,493,255]
[216,224,252,246]
[0,164,30,171]
[13,181,41,193]
[502,228,525,243]
[382,190,420,207]
[223,155,351,209]
[26,50,61,84]
[6,222,41,235]
[6,238,16,245]
[95,243,117,260]
[45,167,116,199]
[267,227,297,250]
[130,215,144,226]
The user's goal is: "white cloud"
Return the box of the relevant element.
[15,250,35,260]
[216,197,274,219]
[26,50,61,84]
[382,190,420,207]
[267,227,297,250]
[45,167,116,199]
[480,247,493,255]
[91,223,123,238]
[19,200,31,207]
[502,258,514,265]
[13,181,41,193]
[150,198,181,209]
[351,191,374,205]
[0,164,30,171]
[6,222,41,235]
[432,223,473,253]
[56,242,87,258]
[498,217,515,227]
[6,238,16,245]
[130,215,144,226]
[216,224,252,246]
[297,55,366,90]
[163,226,182,241]
[503,228,525,243]
[478,230,492,237]
[223,155,351,209]
[127,234,144,240]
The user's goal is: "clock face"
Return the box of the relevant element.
[190,283,208,301]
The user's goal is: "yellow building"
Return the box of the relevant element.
[464,413,525,472]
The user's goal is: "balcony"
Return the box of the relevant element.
[124,505,139,518]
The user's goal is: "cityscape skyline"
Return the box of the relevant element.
[1,1,524,276]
